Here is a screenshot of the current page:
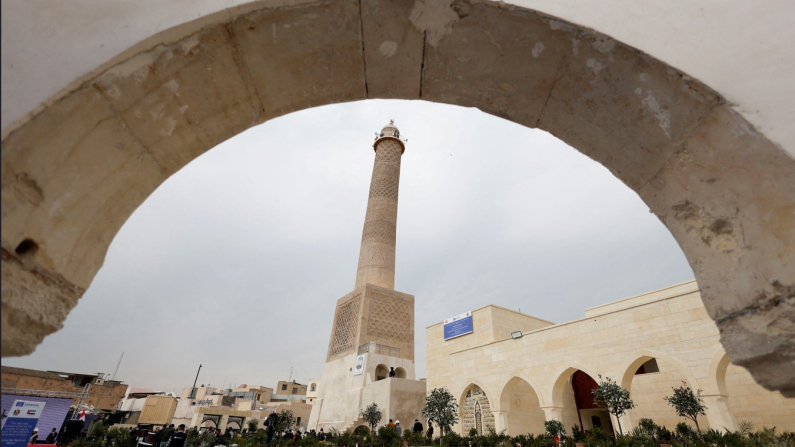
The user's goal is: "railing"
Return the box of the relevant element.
[357,341,400,357]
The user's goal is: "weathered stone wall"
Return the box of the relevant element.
[1,0,792,396]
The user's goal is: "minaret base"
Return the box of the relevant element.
[308,284,426,432]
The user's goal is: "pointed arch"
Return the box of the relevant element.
[619,349,701,392]
[706,347,731,396]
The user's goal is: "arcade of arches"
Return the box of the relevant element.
[426,282,795,435]
[1,0,793,399]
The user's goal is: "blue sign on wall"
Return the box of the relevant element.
[1,400,46,447]
[443,311,473,340]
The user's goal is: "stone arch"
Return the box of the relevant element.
[460,383,495,435]
[394,367,406,379]
[375,364,388,381]
[498,375,546,436]
[706,347,731,396]
[1,0,793,396]
[620,350,705,431]
[549,366,613,434]
[549,365,600,408]
[619,350,701,392]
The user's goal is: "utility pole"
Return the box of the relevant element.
[288,367,293,382]
[190,364,202,399]
[111,352,124,381]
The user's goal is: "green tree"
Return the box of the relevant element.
[592,375,635,436]
[273,409,296,433]
[361,403,383,432]
[664,382,707,432]
[544,420,565,439]
[421,388,458,447]
[247,418,259,434]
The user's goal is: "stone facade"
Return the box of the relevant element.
[426,281,795,435]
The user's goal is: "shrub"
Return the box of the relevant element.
[544,420,565,438]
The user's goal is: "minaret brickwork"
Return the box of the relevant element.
[310,121,418,432]
[355,122,405,290]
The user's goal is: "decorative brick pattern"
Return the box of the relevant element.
[369,175,399,200]
[362,220,397,244]
[375,141,402,166]
[329,294,362,358]
[368,293,411,344]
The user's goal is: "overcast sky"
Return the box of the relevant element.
[6,99,694,394]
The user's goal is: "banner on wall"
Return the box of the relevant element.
[1,400,46,447]
[443,311,473,340]
[353,354,366,376]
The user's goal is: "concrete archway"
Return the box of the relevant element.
[498,376,546,436]
[1,0,793,397]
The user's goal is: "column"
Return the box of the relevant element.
[702,394,736,432]
[491,411,509,434]
[541,405,564,422]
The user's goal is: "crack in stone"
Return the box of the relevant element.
[357,0,370,98]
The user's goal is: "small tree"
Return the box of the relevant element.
[247,418,259,434]
[592,375,635,436]
[273,409,296,433]
[361,403,383,432]
[664,382,707,432]
[422,388,458,447]
[544,420,566,439]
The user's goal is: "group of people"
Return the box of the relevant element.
[28,427,59,444]
[277,428,332,441]
[383,419,433,440]
[152,424,188,447]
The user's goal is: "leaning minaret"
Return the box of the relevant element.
[355,120,405,290]
[308,121,420,432]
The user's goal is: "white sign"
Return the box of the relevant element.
[353,354,366,376]
[1,400,46,447]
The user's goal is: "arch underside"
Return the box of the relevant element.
[1,0,793,395]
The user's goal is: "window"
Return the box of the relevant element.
[310,384,316,392]
[635,358,660,375]
[296,417,301,425]
[281,384,287,391]
[292,388,298,394]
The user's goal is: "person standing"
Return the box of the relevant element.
[412,420,423,435]
[426,424,434,441]
[45,428,58,444]
[160,424,176,447]
[387,419,396,430]
[167,425,187,447]
[388,368,396,378]
[395,421,402,437]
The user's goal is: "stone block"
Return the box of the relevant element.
[230,0,366,119]
[94,25,261,175]
[360,0,424,98]
[538,30,718,190]
[1,86,166,289]
[422,3,569,127]
[637,105,795,394]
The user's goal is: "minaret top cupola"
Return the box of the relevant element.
[374,120,405,153]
